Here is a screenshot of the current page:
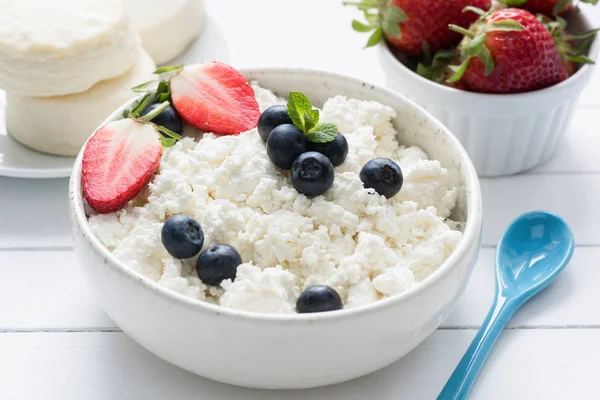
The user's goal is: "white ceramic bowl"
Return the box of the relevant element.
[378,9,599,177]
[69,68,483,389]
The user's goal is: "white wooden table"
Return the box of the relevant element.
[2,1,600,398]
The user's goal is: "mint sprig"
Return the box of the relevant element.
[306,123,338,143]
[286,92,338,143]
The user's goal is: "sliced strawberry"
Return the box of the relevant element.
[82,118,162,214]
[170,62,260,135]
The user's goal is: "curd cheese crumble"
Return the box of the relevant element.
[88,84,463,314]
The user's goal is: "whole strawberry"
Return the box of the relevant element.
[344,0,492,56]
[501,0,597,17]
[448,8,569,93]
[538,14,599,75]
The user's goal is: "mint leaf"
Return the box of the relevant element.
[304,109,319,132]
[287,92,317,133]
[307,123,338,143]
[153,65,184,74]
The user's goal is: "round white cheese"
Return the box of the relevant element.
[129,0,206,65]
[0,0,141,97]
[6,50,156,157]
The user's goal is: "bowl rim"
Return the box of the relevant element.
[69,66,483,324]
[377,8,599,101]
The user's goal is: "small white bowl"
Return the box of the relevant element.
[378,9,599,177]
[69,68,483,389]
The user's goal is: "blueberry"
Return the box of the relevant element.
[161,215,204,259]
[258,105,293,141]
[141,103,183,134]
[266,124,308,169]
[296,285,343,313]
[359,158,404,199]
[291,152,334,197]
[308,132,348,167]
[196,244,242,286]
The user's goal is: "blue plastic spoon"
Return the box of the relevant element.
[438,211,575,400]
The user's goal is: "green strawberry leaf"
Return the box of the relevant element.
[352,20,375,32]
[156,80,171,102]
[479,46,495,75]
[382,19,401,38]
[499,0,528,6]
[157,125,182,140]
[153,65,184,74]
[467,34,486,58]
[553,0,571,15]
[580,0,600,4]
[366,26,384,47]
[564,27,600,41]
[130,93,152,118]
[138,100,169,122]
[342,0,378,11]
[462,5,489,17]
[446,59,471,83]
[344,1,406,48]
[567,55,596,64]
[287,92,316,133]
[131,80,158,93]
[416,48,456,83]
[487,20,525,32]
[306,123,338,143]
[363,10,378,25]
[383,5,408,24]
[160,136,177,147]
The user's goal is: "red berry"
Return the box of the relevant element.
[170,62,260,135]
[387,0,492,56]
[82,119,162,214]
[451,8,569,94]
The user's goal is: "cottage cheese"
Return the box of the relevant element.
[88,84,463,314]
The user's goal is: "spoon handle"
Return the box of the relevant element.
[437,295,519,400]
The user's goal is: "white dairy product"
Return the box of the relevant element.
[88,84,463,314]
[129,0,206,65]
[7,50,155,157]
[0,0,141,97]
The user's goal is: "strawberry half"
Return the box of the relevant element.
[170,62,260,135]
[82,118,162,214]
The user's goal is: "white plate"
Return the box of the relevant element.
[0,15,231,179]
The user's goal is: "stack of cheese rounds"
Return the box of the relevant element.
[0,0,206,157]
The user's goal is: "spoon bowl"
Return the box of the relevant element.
[439,211,574,399]
[497,211,575,301]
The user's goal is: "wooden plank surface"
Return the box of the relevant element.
[1,330,599,400]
